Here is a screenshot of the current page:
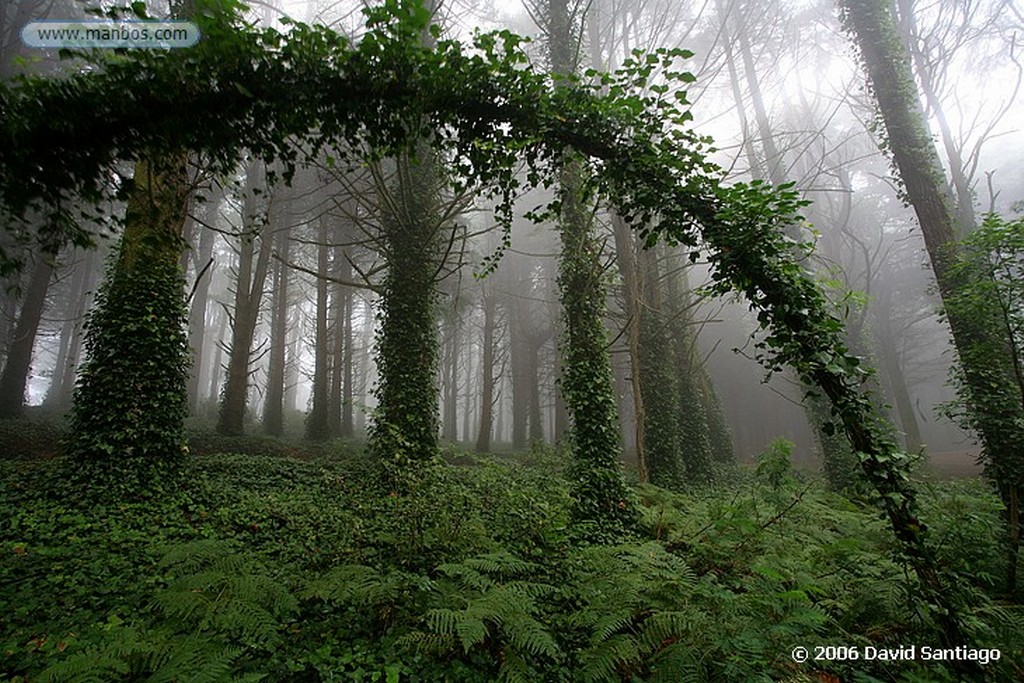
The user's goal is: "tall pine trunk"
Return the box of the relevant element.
[263,222,291,436]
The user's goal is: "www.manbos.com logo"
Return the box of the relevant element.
[22,20,200,49]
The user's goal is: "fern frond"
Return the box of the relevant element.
[647,641,706,683]
[503,613,558,657]
[578,633,640,682]
[455,614,488,652]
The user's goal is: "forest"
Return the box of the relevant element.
[0,0,1022,680]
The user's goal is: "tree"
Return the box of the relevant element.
[305,214,332,441]
[942,212,1024,591]
[66,155,191,496]
[0,1,975,636]
[838,0,1024,594]
[534,0,636,530]
[217,162,275,436]
[262,215,291,436]
[186,190,222,414]
[0,253,55,417]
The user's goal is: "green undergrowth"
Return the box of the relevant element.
[1,437,1021,682]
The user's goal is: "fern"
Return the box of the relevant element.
[566,542,706,681]
[407,550,559,679]
[154,541,297,648]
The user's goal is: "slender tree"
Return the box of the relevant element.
[217,162,275,435]
[838,0,1024,592]
[0,254,54,416]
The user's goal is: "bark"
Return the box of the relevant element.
[186,197,219,413]
[509,294,528,448]
[442,301,460,441]
[340,255,355,437]
[611,213,648,482]
[328,249,346,437]
[217,163,274,436]
[475,283,496,453]
[305,215,331,441]
[0,254,54,417]
[262,221,291,436]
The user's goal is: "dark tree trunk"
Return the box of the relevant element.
[509,295,528,449]
[475,284,496,453]
[217,163,274,436]
[306,216,331,441]
[0,255,54,417]
[340,255,355,438]
[263,222,291,436]
[328,253,346,438]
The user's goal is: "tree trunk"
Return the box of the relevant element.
[663,249,715,482]
[475,283,496,453]
[207,307,227,410]
[340,256,355,438]
[217,162,274,436]
[305,215,331,441]
[611,213,648,482]
[45,247,98,411]
[0,254,54,417]
[186,196,219,413]
[67,153,191,493]
[328,251,346,437]
[263,222,291,436]
[635,244,686,488]
[894,0,975,236]
[509,293,528,449]
[547,0,633,530]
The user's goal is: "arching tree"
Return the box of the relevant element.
[0,0,977,644]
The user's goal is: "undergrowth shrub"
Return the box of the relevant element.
[4,445,1023,681]
[0,418,63,461]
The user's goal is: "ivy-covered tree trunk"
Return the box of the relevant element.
[610,213,648,481]
[546,0,634,529]
[662,249,716,481]
[838,0,1024,594]
[634,245,685,489]
[366,150,444,469]
[67,155,190,495]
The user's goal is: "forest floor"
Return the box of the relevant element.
[1,419,1021,682]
